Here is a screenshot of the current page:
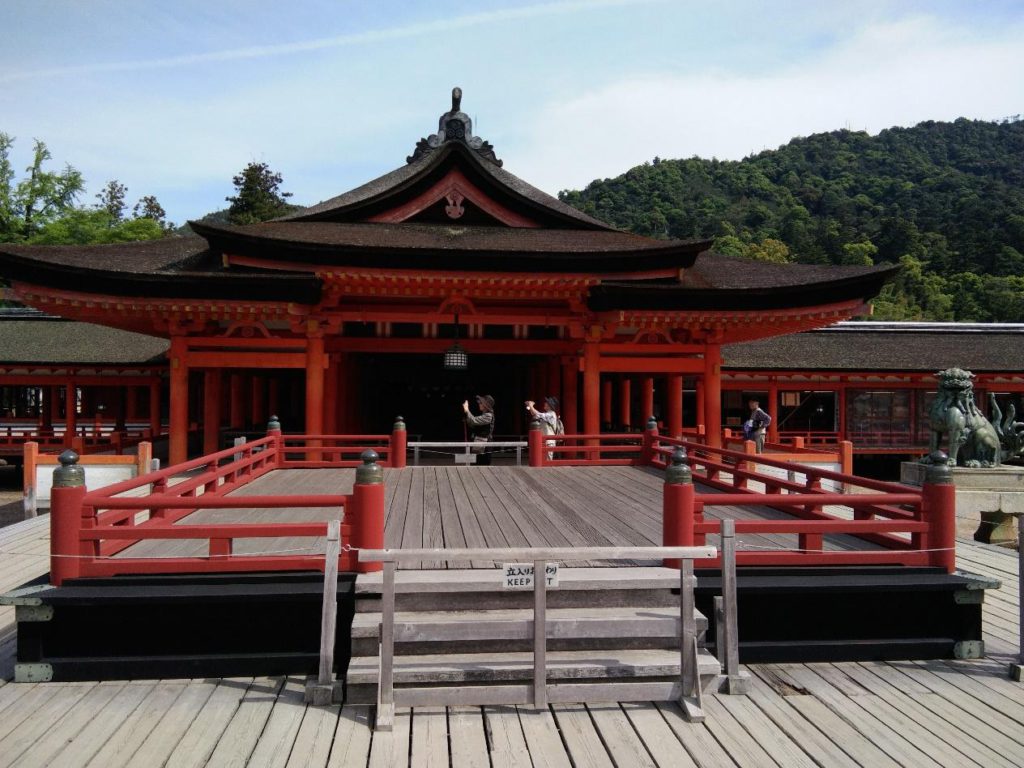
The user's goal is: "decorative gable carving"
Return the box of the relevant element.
[407,87,503,166]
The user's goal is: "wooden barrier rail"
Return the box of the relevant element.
[356,545,719,729]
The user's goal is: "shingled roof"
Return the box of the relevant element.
[723,322,1024,372]
[0,318,168,365]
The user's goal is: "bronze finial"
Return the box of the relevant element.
[452,87,462,112]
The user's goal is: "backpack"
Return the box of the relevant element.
[542,417,565,436]
[753,409,771,429]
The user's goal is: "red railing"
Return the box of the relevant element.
[47,422,402,585]
[527,423,953,573]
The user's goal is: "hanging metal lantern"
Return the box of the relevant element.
[443,312,468,370]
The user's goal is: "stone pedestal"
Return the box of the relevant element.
[901,462,1024,544]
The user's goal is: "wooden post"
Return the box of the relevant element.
[229,373,245,429]
[323,356,338,438]
[308,519,341,706]
[560,357,578,436]
[305,335,325,437]
[23,441,39,519]
[136,442,152,478]
[641,416,658,466]
[767,380,779,443]
[718,518,750,693]
[148,381,161,438]
[583,341,600,440]
[377,560,396,730]
[389,416,407,469]
[169,337,188,465]
[50,450,86,586]
[267,415,283,468]
[679,559,704,721]
[203,370,222,456]
[528,419,545,467]
[667,373,683,439]
[1012,513,1023,681]
[663,448,694,568]
[704,345,722,448]
[641,376,654,432]
[65,380,77,448]
[352,450,384,573]
[533,557,547,709]
[601,378,613,428]
[618,376,632,431]
[922,455,956,573]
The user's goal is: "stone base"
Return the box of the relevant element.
[975,510,1020,545]
[1011,663,1023,682]
[901,462,1024,542]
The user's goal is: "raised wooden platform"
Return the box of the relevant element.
[1,513,1021,767]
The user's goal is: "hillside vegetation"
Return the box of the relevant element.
[559,118,1024,321]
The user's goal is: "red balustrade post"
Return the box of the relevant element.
[922,454,956,573]
[50,450,87,586]
[389,416,407,469]
[352,449,385,573]
[267,415,283,468]
[641,416,658,466]
[528,419,545,467]
[663,447,694,569]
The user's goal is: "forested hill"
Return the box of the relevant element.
[559,118,1024,321]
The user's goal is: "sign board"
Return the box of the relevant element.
[502,562,559,589]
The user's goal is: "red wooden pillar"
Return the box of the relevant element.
[268,378,280,424]
[124,386,138,422]
[546,356,561,401]
[601,378,612,427]
[641,376,654,425]
[561,357,578,434]
[65,379,77,446]
[696,380,705,433]
[203,369,222,455]
[169,337,188,465]
[666,374,683,439]
[619,376,632,430]
[704,345,722,448]
[324,354,338,436]
[250,375,264,426]
[149,381,161,438]
[335,354,348,433]
[306,335,325,436]
[767,379,779,443]
[583,341,600,437]
[42,386,55,431]
[838,385,847,442]
[229,373,245,429]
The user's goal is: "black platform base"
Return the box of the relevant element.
[695,566,998,664]
[9,571,355,682]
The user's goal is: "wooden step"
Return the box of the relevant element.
[345,647,721,704]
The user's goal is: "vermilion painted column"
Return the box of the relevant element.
[169,337,188,464]
[203,369,222,456]
[583,341,600,437]
[601,379,612,427]
[251,376,265,426]
[65,379,77,447]
[666,374,683,439]
[704,344,722,448]
[268,378,280,425]
[547,356,561,403]
[335,353,348,433]
[768,380,779,443]
[306,335,325,436]
[561,358,578,434]
[619,377,632,430]
[695,380,705,434]
[641,376,654,425]
[149,381,161,438]
[229,373,245,429]
[323,354,338,437]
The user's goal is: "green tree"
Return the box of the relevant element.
[27,209,163,245]
[0,133,84,241]
[95,180,127,222]
[225,162,295,224]
[133,195,173,231]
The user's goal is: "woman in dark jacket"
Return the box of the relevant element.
[462,395,495,465]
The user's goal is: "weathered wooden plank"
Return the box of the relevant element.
[321,706,372,768]
[702,693,817,768]
[400,469,425,569]
[516,707,572,768]
[409,706,449,768]
[484,706,531,768]
[115,679,219,767]
[550,703,614,768]
[82,682,189,768]
[420,469,445,570]
[653,701,739,768]
[447,706,489,768]
[619,702,700,768]
[245,677,308,768]
[367,707,411,768]
[586,703,658,766]
[0,682,97,767]
[203,676,287,768]
[163,677,257,768]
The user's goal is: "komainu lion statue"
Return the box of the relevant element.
[923,368,1002,467]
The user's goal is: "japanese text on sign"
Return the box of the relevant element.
[502,562,559,589]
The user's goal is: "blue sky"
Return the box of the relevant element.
[2,0,1022,226]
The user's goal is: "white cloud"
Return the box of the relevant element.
[509,16,1024,194]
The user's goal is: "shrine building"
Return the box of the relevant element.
[0,89,898,464]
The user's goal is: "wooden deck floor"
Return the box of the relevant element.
[0,511,1021,767]
[118,466,882,566]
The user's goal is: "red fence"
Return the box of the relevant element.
[47,422,404,585]
[527,422,954,573]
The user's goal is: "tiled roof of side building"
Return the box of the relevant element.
[723,323,1024,372]
[0,320,168,364]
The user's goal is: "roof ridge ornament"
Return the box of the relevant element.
[407,87,502,167]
